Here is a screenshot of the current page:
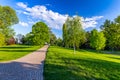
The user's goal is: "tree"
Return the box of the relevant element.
[90,29,106,50]
[63,16,85,53]
[0,6,19,43]
[0,33,5,46]
[32,22,50,45]
[101,16,120,50]
[81,31,91,49]
[24,32,33,45]
[56,38,63,46]
[7,37,15,45]
[50,32,57,45]
[63,23,68,47]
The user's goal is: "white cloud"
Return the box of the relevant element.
[81,16,104,29]
[19,21,29,27]
[16,2,103,30]
[17,2,68,29]
[17,2,27,8]
[84,16,103,21]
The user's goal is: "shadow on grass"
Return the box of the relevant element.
[44,56,120,80]
[55,46,120,55]
[108,57,120,60]
[0,61,44,80]
[0,46,31,49]
[0,50,47,53]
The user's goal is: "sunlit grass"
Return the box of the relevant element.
[44,46,120,80]
[0,45,41,62]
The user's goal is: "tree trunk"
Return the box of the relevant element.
[74,44,75,54]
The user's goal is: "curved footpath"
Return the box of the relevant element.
[0,45,49,80]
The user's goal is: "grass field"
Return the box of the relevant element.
[44,46,120,80]
[0,45,41,62]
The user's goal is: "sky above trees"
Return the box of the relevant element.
[0,0,120,38]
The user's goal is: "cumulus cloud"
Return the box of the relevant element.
[16,2,103,29]
[19,21,29,27]
[81,16,103,29]
[17,2,68,29]
[17,2,27,8]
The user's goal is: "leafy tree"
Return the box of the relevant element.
[101,16,120,50]
[115,15,120,23]
[50,32,57,45]
[0,33,5,46]
[24,32,33,45]
[81,31,91,49]
[90,29,106,50]
[0,5,19,43]
[32,22,50,45]
[107,23,120,50]
[62,23,70,47]
[56,38,63,46]
[63,16,85,53]
[7,37,15,45]
[2,27,15,41]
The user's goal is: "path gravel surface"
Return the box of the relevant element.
[0,45,49,80]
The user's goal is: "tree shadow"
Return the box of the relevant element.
[0,50,47,53]
[44,56,120,80]
[0,50,36,52]
[107,56,120,60]
[0,61,44,80]
[0,46,31,49]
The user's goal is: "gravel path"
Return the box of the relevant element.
[0,45,49,80]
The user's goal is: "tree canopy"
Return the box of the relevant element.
[90,29,106,50]
[63,16,85,53]
[32,21,50,45]
[0,5,19,44]
[101,16,120,50]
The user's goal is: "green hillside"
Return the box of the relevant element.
[44,46,120,80]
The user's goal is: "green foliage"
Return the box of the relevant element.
[0,6,18,27]
[0,33,5,46]
[63,16,85,49]
[101,16,120,50]
[115,15,120,23]
[3,27,15,41]
[44,46,120,80]
[24,33,34,45]
[32,22,50,45]
[63,23,69,47]
[81,31,91,49]
[0,5,18,43]
[55,38,63,46]
[50,31,57,45]
[90,29,106,50]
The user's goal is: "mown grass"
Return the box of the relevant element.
[0,45,41,62]
[44,46,120,80]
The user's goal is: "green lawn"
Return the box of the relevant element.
[0,45,41,62]
[44,46,120,80]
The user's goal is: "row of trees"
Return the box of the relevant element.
[0,5,19,46]
[16,22,62,46]
[0,5,52,46]
[62,15,120,51]
[1,5,120,51]
[101,17,120,50]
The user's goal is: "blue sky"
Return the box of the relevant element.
[0,0,120,38]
